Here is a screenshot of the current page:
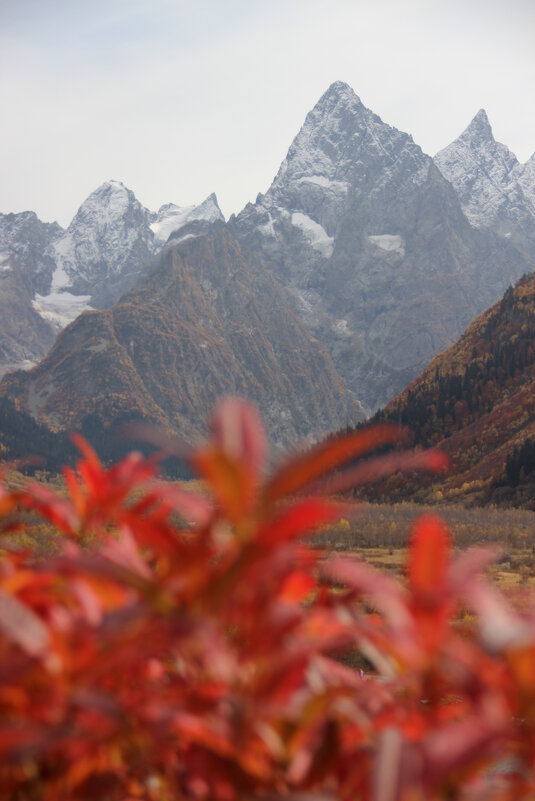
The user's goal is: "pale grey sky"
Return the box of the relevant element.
[1,0,534,226]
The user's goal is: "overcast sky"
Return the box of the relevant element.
[1,0,534,227]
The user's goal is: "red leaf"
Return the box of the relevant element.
[263,425,405,504]
[312,448,449,495]
[258,498,344,546]
[279,571,316,603]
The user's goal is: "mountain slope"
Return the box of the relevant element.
[0,223,362,447]
[435,110,535,257]
[377,272,535,506]
[233,82,531,413]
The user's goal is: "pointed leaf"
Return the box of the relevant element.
[264,425,405,504]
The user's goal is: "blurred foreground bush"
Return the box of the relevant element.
[0,399,534,800]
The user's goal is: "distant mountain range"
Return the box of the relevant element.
[0,184,223,373]
[0,81,534,452]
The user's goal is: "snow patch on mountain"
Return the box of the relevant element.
[295,175,348,193]
[333,318,352,336]
[150,193,223,245]
[170,232,198,245]
[368,234,405,255]
[32,291,93,331]
[291,213,334,257]
[258,212,277,238]
[0,252,11,271]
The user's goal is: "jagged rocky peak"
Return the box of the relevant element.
[150,192,224,246]
[270,80,421,195]
[42,179,155,313]
[434,110,528,232]
[465,108,494,140]
[70,179,151,232]
[436,108,519,178]
[0,210,63,287]
[234,81,532,414]
[240,79,431,266]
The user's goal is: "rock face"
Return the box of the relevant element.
[0,224,363,448]
[233,82,531,413]
[435,110,535,258]
[0,184,224,375]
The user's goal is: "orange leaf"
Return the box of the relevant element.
[192,447,255,523]
[279,571,316,603]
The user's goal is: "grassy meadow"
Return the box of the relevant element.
[316,501,535,591]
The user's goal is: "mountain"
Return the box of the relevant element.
[233,82,531,413]
[0,211,62,374]
[374,272,535,507]
[435,110,535,258]
[150,193,223,247]
[0,223,362,448]
[41,182,225,314]
[0,184,224,375]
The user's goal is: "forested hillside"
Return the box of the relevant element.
[371,272,535,506]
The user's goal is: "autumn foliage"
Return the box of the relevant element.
[1,399,535,800]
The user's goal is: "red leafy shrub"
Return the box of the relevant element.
[0,398,534,800]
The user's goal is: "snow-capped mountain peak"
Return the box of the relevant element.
[150,192,224,245]
[28,182,226,326]
[465,108,493,139]
[242,79,430,259]
[71,180,148,230]
[434,109,531,232]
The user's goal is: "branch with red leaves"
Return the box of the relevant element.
[0,398,533,801]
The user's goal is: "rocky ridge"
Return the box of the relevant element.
[434,110,535,258]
